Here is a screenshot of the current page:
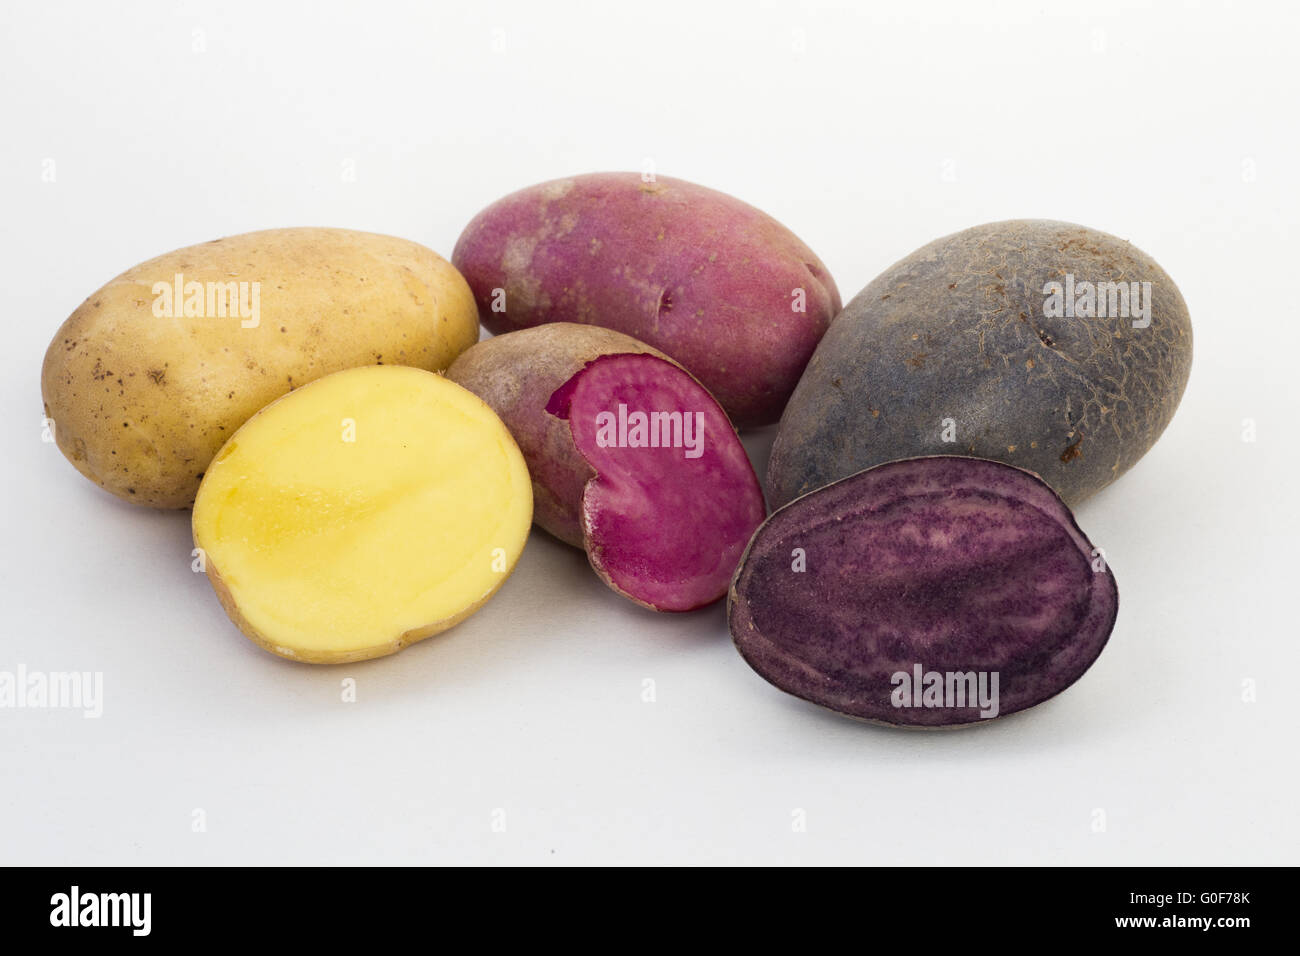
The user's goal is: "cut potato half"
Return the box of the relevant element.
[193,365,533,663]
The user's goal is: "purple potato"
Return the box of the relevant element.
[729,456,1118,726]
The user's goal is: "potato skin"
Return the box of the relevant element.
[767,220,1193,509]
[41,228,479,508]
[451,172,841,427]
[446,324,670,547]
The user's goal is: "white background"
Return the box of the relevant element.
[2,0,1296,865]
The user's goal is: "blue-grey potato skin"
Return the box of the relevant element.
[766,219,1193,509]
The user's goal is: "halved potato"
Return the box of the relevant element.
[192,365,532,663]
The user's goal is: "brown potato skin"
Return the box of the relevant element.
[446,324,673,547]
[42,228,479,508]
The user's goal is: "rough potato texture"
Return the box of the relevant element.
[446,324,670,547]
[767,220,1193,509]
[452,172,841,427]
[730,456,1119,727]
[42,228,479,508]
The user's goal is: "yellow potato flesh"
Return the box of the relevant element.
[192,365,532,663]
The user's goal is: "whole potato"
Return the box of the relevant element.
[42,228,479,507]
[452,172,841,427]
[767,220,1193,509]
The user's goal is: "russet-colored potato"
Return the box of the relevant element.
[42,227,479,508]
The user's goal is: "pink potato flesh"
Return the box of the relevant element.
[546,353,766,611]
[445,325,669,548]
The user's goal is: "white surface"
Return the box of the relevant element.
[2,0,1297,866]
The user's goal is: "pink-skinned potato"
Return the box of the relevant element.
[447,324,766,611]
[451,172,841,427]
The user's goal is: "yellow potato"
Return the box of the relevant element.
[41,228,479,508]
[192,365,533,664]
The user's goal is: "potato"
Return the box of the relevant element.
[192,365,532,664]
[451,172,841,427]
[42,227,479,508]
[730,457,1118,726]
[447,324,765,611]
[767,220,1193,509]
[447,324,666,546]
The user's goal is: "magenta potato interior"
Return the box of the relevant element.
[547,353,766,612]
[729,456,1118,725]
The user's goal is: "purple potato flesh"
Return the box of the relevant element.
[548,353,766,612]
[729,456,1118,726]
